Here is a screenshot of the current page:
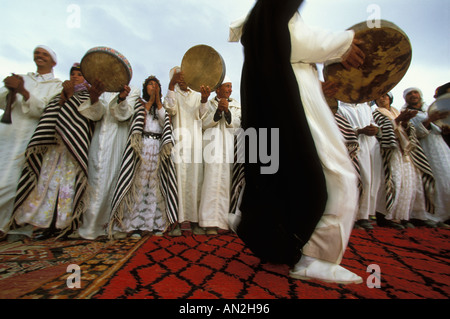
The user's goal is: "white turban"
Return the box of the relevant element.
[222,75,232,85]
[35,45,58,64]
[402,87,428,111]
[403,87,423,100]
[169,66,181,80]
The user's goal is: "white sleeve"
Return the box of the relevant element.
[110,88,139,122]
[163,90,178,117]
[289,13,354,64]
[21,81,62,119]
[78,98,106,122]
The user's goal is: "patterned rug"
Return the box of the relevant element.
[0,226,449,300]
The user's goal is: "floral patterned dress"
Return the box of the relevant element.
[14,138,79,230]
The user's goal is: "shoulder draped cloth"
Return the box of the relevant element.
[237,0,327,266]
[373,109,435,214]
[11,90,95,234]
[109,100,178,236]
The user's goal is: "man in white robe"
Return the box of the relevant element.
[231,0,364,284]
[163,67,209,235]
[337,102,383,230]
[403,87,449,227]
[0,45,62,236]
[77,86,140,240]
[199,76,241,234]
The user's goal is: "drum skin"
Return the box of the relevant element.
[324,20,412,104]
[181,45,226,92]
[80,47,133,92]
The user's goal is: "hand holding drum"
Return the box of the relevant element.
[80,47,133,93]
[324,20,412,104]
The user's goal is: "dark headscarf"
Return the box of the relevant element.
[70,62,88,93]
[237,0,327,266]
[142,75,162,120]
[435,82,450,98]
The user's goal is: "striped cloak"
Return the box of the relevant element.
[334,113,362,196]
[109,100,178,235]
[373,109,435,214]
[11,90,96,234]
[229,130,245,217]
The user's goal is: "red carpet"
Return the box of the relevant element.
[1,227,449,300]
[92,227,450,299]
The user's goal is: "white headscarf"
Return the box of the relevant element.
[169,66,181,81]
[403,87,423,100]
[222,75,232,85]
[35,45,58,64]
[402,87,427,111]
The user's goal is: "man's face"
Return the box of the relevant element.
[216,82,232,99]
[34,48,56,69]
[405,90,421,107]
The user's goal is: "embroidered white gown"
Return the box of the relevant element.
[120,109,167,233]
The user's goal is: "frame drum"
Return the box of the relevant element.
[80,47,133,92]
[181,45,226,92]
[428,93,450,127]
[324,20,412,104]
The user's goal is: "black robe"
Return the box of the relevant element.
[237,0,328,266]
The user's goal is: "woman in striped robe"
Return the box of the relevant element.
[8,63,105,239]
[109,76,177,239]
[373,93,435,229]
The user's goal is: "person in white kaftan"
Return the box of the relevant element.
[163,67,210,236]
[373,93,434,229]
[199,77,241,235]
[230,2,365,284]
[0,46,62,237]
[8,64,105,240]
[337,102,383,230]
[288,13,363,283]
[77,85,140,240]
[403,87,450,227]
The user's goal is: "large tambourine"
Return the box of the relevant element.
[428,92,450,127]
[181,45,226,92]
[323,20,412,104]
[80,46,133,92]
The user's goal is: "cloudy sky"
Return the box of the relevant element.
[0,0,448,112]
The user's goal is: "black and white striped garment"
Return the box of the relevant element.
[110,100,178,231]
[373,109,435,214]
[12,90,95,231]
[158,112,179,224]
[334,113,363,197]
[110,99,145,224]
[229,129,246,216]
